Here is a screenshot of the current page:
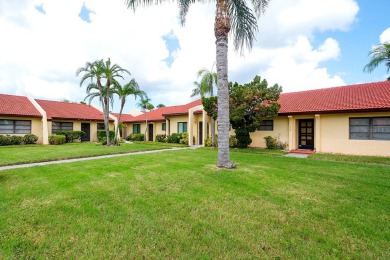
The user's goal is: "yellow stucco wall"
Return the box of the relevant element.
[248,117,289,148]
[316,112,390,156]
[167,115,188,134]
[48,120,112,142]
[0,116,44,144]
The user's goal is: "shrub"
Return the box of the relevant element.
[167,133,181,144]
[235,129,252,148]
[204,134,218,147]
[155,134,167,143]
[9,135,22,145]
[179,132,189,145]
[0,135,24,146]
[55,130,85,143]
[0,135,11,146]
[23,134,38,144]
[126,133,145,141]
[97,130,115,142]
[264,136,288,150]
[229,135,237,148]
[49,135,66,145]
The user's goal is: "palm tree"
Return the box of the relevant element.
[136,96,154,141]
[192,67,218,146]
[364,42,390,80]
[125,0,270,168]
[112,79,145,144]
[77,58,130,145]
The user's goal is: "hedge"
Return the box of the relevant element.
[97,130,115,142]
[55,130,85,143]
[126,133,145,141]
[49,135,66,145]
[0,134,38,146]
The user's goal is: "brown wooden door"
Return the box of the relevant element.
[81,123,90,142]
[298,119,314,149]
[148,124,154,141]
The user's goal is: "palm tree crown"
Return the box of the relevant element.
[364,42,390,76]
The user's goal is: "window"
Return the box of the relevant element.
[350,117,390,140]
[0,120,31,134]
[52,122,73,134]
[162,123,166,131]
[97,123,105,130]
[258,120,274,131]
[133,124,141,134]
[178,122,187,134]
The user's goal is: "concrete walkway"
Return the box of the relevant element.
[284,153,309,158]
[0,147,192,171]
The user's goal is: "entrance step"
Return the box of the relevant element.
[289,149,315,155]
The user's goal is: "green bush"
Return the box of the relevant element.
[229,135,237,148]
[180,132,189,145]
[264,136,288,150]
[22,134,38,144]
[55,130,85,143]
[0,135,11,146]
[126,133,145,141]
[9,135,22,145]
[204,134,218,147]
[97,130,115,142]
[49,135,66,145]
[167,133,181,144]
[235,129,252,148]
[155,134,167,143]
[0,135,22,146]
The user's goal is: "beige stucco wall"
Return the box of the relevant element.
[48,120,112,142]
[315,112,390,156]
[0,116,44,144]
[248,117,289,148]
[166,115,188,134]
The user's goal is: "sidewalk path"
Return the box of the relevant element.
[0,147,195,171]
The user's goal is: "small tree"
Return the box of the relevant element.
[229,76,282,148]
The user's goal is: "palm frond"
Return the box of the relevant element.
[228,0,258,53]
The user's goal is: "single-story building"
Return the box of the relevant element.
[0,94,114,144]
[120,81,390,156]
[1,81,389,156]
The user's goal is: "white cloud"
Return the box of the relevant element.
[0,0,361,111]
[380,27,390,43]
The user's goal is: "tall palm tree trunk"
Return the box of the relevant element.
[215,0,235,168]
[103,97,111,145]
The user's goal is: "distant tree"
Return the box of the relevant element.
[76,58,130,145]
[112,79,145,145]
[137,97,154,141]
[125,0,271,168]
[230,75,282,148]
[192,67,218,146]
[364,42,390,80]
[80,101,87,105]
[156,104,166,108]
[61,98,71,103]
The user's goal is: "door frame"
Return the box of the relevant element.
[81,123,90,142]
[148,123,154,141]
[198,121,203,145]
[298,119,314,150]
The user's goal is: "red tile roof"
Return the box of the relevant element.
[278,81,390,115]
[111,113,135,123]
[123,99,202,123]
[35,99,109,121]
[0,94,42,118]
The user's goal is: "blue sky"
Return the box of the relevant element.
[0,0,389,113]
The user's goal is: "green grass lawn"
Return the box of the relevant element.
[0,142,186,166]
[0,149,389,258]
